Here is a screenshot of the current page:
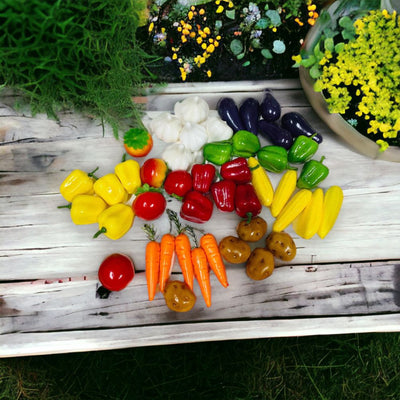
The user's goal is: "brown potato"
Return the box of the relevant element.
[236,216,268,242]
[219,235,251,264]
[246,248,275,280]
[265,231,297,261]
[163,280,196,312]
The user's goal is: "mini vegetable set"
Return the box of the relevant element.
[59,92,343,312]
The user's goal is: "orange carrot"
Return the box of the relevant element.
[200,233,229,288]
[142,224,161,301]
[145,241,160,301]
[175,233,194,290]
[191,247,211,307]
[159,233,175,293]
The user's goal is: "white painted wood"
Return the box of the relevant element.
[1,79,400,356]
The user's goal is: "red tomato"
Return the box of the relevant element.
[164,170,193,198]
[98,253,135,291]
[133,191,166,220]
[140,158,168,188]
[123,128,153,157]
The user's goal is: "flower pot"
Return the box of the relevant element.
[299,12,400,163]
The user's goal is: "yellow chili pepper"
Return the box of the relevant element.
[318,186,344,239]
[272,189,312,232]
[270,170,297,218]
[93,173,128,205]
[248,157,274,207]
[59,168,98,202]
[59,194,107,225]
[293,188,324,239]
[114,159,141,195]
[93,203,134,240]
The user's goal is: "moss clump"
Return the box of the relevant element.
[0,0,154,137]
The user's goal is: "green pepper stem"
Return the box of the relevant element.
[319,156,326,164]
[57,204,71,209]
[88,167,99,180]
[93,227,107,238]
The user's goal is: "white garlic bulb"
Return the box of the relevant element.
[149,112,182,143]
[174,96,209,124]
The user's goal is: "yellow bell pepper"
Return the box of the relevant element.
[318,185,343,239]
[272,189,312,232]
[293,188,324,239]
[59,168,98,202]
[270,169,297,218]
[93,173,128,205]
[114,159,141,195]
[93,203,135,240]
[60,194,108,225]
[248,157,274,207]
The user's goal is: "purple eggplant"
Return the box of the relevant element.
[260,92,281,122]
[258,119,293,150]
[217,97,245,132]
[281,112,323,143]
[239,97,260,135]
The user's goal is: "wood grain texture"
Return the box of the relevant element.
[1,79,400,356]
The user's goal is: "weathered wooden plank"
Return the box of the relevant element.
[1,262,400,336]
[3,312,400,358]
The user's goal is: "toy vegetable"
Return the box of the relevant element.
[217,97,245,132]
[258,120,293,150]
[260,92,281,122]
[297,156,329,189]
[191,164,216,193]
[234,183,262,219]
[162,143,196,171]
[123,127,153,158]
[257,145,292,173]
[59,168,98,202]
[203,116,233,143]
[239,97,260,135]
[293,188,324,239]
[231,130,260,157]
[59,194,107,225]
[203,141,232,165]
[318,186,344,239]
[114,159,141,195]
[180,122,208,152]
[174,95,209,124]
[93,173,128,205]
[270,170,297,218]
[281,112,323,143]
[150,112,182,143]
[211,179,236,212]
[247,157,274,207]
[93,203,134,240]
[287,134,319,164]
[180,190,213,223]
[220,157,251,184]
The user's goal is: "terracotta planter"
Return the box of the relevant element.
[299,16,400,163]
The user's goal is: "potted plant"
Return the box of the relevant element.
[295,0,400,161]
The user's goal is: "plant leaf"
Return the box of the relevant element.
[230,39,243,55]
[261,48,273,59]
[255,18,269,29]
[266,9,281,26]
[272,40,285,54]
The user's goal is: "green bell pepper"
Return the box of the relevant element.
[288,134,319,164]
[297,156,329,189]
[232,130,260,158]
[203,141,232,166]
[257,145,295,173]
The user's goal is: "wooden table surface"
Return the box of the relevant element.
[1,80,400,358]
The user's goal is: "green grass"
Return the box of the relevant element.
[1,333,400,400]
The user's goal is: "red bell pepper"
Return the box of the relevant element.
[235,183,262,219]
[191,164,216,193]
[180,190,213,223]
[220,157,251,184]
[211,180,236,213]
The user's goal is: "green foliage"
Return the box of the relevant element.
[0,0,156,137]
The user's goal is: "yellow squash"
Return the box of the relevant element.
[293,188,324,239]
[247,157,274,207]
[318,185,344,239]
[272,189,312,232]
[270,169,297,218]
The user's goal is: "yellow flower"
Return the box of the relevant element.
[204,27,211,35]
[197,36,203,44]
[172,53,178,60]
[207,70,212,77]
[206,44,215,53]
[216,5,224,13]
[376,140,389,152]
[148,22,154,33]
[188,11,194,20]
[179,67,187,82]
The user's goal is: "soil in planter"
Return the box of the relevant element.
[138,1,322,83]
